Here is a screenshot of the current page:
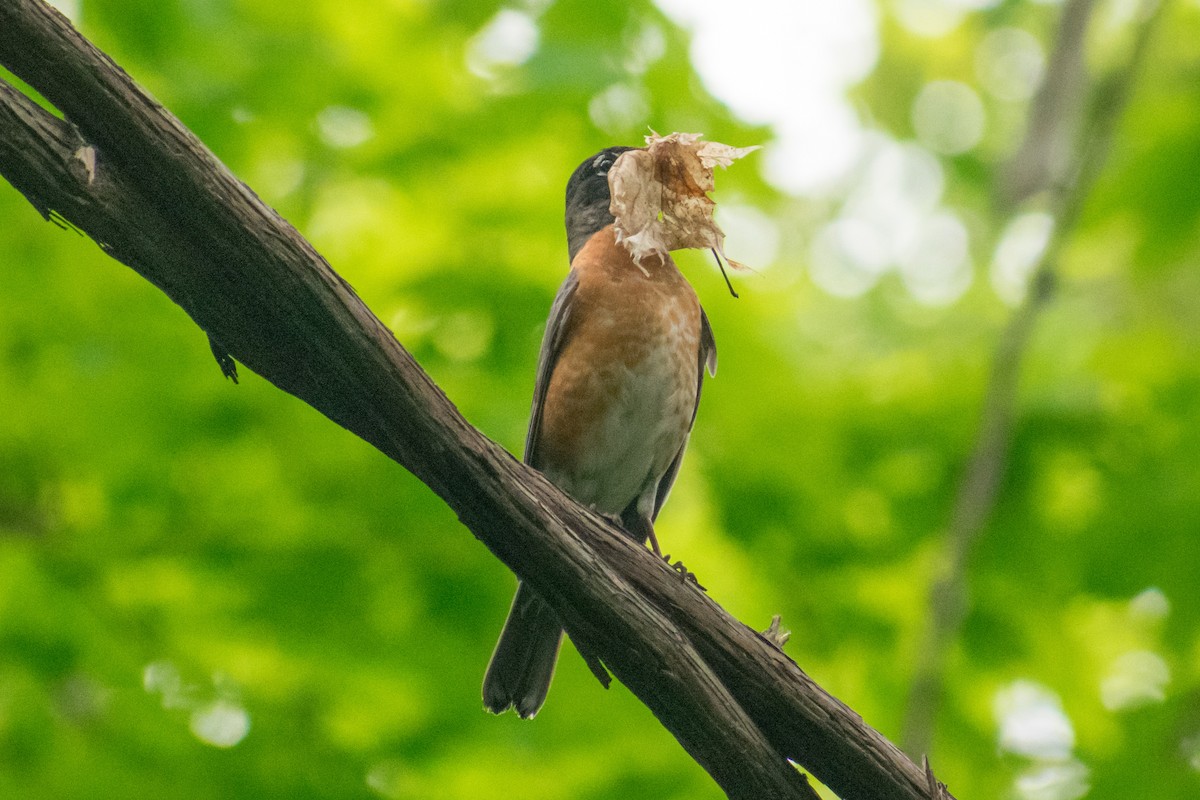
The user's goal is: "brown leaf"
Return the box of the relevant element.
[608,131,759,267]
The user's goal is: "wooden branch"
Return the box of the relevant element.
[0,1,943,797]
[900,0,1172,759]
[998,0,1095,207]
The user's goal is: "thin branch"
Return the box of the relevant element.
[998,0,1096,208]
[901,0,1173,760]
[0,1,942,798]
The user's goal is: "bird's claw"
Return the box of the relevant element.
[759,614,791,650]
[662,554,706,592]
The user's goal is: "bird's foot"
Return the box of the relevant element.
[759,614,791,650]
[645,527,662,557]
[661,554,706,592]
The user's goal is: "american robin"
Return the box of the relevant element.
[482,146,718,718]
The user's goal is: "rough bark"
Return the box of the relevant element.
[0,1,946,798]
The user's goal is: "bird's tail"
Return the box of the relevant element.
[482,582,564,718]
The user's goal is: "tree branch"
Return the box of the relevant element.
[0,1,942,797]
[901,0,1173,760]
[998,0,1095,208]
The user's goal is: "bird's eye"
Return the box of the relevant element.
[593,154,614,173]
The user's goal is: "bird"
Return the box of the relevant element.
[482,145,718,718]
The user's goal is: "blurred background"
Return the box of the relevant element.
[2,0,1199,797]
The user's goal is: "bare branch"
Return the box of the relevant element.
[901,0,1174,760]
[998,0,1095,207]
[0,1,947,797]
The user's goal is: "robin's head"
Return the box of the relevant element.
[565,145,637,261]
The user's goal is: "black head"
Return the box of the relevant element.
[565,145,637,261]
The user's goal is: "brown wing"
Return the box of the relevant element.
[651,305,717,520]
[524,270,579,467]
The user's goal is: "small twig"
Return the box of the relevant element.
[710,247,740,298]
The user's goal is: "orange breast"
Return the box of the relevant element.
[535,226,702,511]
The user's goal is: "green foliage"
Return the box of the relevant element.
[2,1,1200,798]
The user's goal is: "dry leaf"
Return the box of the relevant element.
[608,131,759,267]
